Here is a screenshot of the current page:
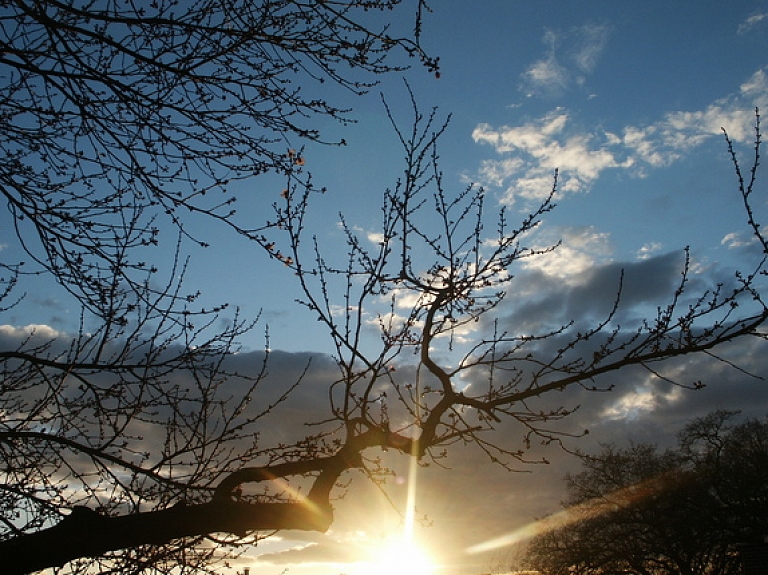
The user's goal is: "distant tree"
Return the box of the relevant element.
[681,410,768,544]
[523,411,768,575]
[1,1,767,572]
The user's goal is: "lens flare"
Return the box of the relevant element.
[466,473,680,554]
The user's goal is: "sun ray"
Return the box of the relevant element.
[466,473,681,554]
[352,373,437,575]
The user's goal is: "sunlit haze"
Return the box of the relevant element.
[358,535,437,575]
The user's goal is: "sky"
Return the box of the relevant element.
[3,2,768,575]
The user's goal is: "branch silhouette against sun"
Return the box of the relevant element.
[272,98,768,469]
[0,3,766,570]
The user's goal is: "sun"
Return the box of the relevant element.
[360,534,437,575]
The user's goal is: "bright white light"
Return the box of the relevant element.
[361,535,436,575]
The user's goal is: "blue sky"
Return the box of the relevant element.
[181,0,768,355]
[2,2,768,575]
[6,2,768,353]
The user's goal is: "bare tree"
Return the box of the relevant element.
[523,411,768,575]
[1,0,437,320]
[1,2,767,571]
[0,1,439,572]
[271,99,767,467]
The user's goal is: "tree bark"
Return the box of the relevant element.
[0,498,332,575]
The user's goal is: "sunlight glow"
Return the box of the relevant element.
[360,535,436,575]
[466,474,676,554]
[354,374,437,575]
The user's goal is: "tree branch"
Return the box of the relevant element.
[0,498,332,575]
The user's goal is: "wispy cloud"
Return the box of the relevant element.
[737,12,768,35]
[520,29,568,98]
[721,230,760,250]
[570,23,611,75]
[636,242,662,260]
[519,24,611,98]
[521,225,614,279]
[741,67,768,99]
[602,384,683,421]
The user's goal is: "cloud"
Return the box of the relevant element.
[741,67,768,98]
[235,62,768,567]
[367,231,385,244]
[737,12,768,35]
[255,539,360,565]
[473,67,767,205]
[721,231,756,250]
[472,110,630,203]
[520,29,569,98]
[443,293,768,558]
[570,23,611,75]
[5,295,768,575]
[601,383,684,421]
[521,225,614,279]
[497,250,687,336]
[663,105,759,146]
[0,323,62,343]
[521,55,569,99]
[636,242,662,260]
[519,24,611,98]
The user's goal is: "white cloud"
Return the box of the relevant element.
[721,231,759,250]
[472,110,629,203]
[636,242,662,260]
[522,226,613,280]
[741,68,768,97]
[663,104,759,145]
[0,323,61,341]
[472,110,569,154]
[504,173,561,204]
[329,304,356,317]
[475,157,525,187]
[473,67,767,205]
[601,384,683,421]
[520,29,569,98]
[519,24,611,99]
[570,23,611,74]
[737,12,768,35]
[621,125,672,168]
[523,244,594,279]
[521,56,569,98]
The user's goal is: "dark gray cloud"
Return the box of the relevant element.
[3,290,767,573]
[497,251,686,334]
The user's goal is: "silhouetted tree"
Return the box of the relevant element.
[1,2,767,572]
[524,411,768,575]
[1,0,437,320]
